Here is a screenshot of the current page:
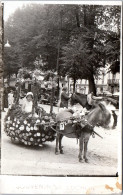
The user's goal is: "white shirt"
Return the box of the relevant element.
[8,93,14,105]
[87,93,92,105]
[22,98,33,113]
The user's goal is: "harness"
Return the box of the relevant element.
[36,115,103,139]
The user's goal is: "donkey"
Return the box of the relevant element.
[70,93,91,110]
[70,92,118,128]
[55,103,114,162]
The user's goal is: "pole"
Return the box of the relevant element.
[2,5,4,111]
[50,77,54,114]
[92,130,103,139]
[56,9,63,100]
[68,76,69,96]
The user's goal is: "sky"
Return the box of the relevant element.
[2,1,121,22]
[2,1,43,21]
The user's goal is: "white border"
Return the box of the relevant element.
[1,1,122,194]
[2,0,122,5]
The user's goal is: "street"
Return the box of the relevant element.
[1,104,119,176]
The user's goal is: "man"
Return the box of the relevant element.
[60,87,71,108]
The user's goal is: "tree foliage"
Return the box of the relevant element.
[4,4,121,93]
[59,5,121,93]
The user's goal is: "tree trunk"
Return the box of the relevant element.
[50,78,54,114]
[88,75,96,95]
[50,86,54,114]
[83,5,87,26]
[73,78,76,93]
[57,76,60,100]
[67,77,70,95]
[15,84,21,105]
[83,5,97,95]
[56,10,63,100]
[75,5,80,27]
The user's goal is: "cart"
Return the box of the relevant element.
[4,69,57,146]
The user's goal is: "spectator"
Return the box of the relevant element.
[8,90,14,108]
[60,87,71,108]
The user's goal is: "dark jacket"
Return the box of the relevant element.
[60,91,70,108]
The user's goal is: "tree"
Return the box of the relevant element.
[103,31,120,74]
[4,46,20,78]
[4,4,121,95]
[43,71,57,113]
[4,4,86,74]
[60,5,121,94]
[96,6,121,74]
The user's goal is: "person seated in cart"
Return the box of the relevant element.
[21,92,33,113]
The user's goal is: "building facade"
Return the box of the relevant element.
[62,71,120,95]
[75,72,120,95]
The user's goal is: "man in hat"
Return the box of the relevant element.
[60,87,71,108]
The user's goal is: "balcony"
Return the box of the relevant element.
[108,79,119,85]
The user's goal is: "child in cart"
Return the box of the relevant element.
[21,92,33,114]
[21,92,39,118]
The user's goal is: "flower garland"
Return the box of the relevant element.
[4,105,56,146]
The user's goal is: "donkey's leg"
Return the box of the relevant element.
[78,133,84,162]
[83,132,91,163]
[55,133,60,155]
[59,134,64,154]
[84,141,89,163]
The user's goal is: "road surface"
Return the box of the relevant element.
[1,104,120,176]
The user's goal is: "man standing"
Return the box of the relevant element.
[60,87,71,108]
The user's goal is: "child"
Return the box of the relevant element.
[8,90,14,108]
[22,92,33,113]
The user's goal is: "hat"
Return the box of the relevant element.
[26,92,33,98]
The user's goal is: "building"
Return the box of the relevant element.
[75,71,120,95]
[61,71,120,95]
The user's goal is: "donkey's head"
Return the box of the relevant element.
[87,102,114,129]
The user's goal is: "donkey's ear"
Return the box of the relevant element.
[98,103,107,111]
